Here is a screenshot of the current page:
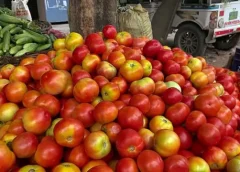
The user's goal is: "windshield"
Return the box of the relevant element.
[211,0,240,3]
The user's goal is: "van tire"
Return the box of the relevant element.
[174,24,207,56]
[214,33,240,51]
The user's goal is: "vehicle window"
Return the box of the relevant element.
[184,0,200,4]
[212,0,240,3]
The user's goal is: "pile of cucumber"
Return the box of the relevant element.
[0,13,56,57]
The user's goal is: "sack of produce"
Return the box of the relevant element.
[11,0,32,21]
[118,4,153,39]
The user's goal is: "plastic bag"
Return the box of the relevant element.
[11,0,32,21]
[118,4,153,39]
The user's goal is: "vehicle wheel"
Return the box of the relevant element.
[213,33,240,51]
[174,24,207,56]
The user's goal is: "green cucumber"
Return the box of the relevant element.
[0,14,26,25]
[23,43,37,49]
[16,37,33,45]
[0,21,8,27]
[0,42,3,50]
[36,43,52,52]
[23,29,48,43]
[49,33,57,42]
[2,31,10,53]
[23,43,38,53]
[10,27,23,34]
[14,49,27,57]
[0,24,16,38]
[14,33,28,40]
[0,50,3,56]
[9,45,22,55]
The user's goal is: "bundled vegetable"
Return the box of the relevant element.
[0,10,56,57]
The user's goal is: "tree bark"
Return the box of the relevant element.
[68,0,118,38]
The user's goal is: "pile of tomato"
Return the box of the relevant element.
[1,24,240,172]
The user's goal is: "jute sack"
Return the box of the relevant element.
[118,4,153,39]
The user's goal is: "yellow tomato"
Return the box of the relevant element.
[54,38,66,51]
[65,32,84,51]
[19,165,46,172]
[52,162,81,172]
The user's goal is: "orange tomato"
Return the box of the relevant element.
[52,162,81,172]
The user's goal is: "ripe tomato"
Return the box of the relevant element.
[0,141,16,171]
[34,94,61,117]
[22,90,41,108]
[34,136,63,168]
[149,116,173,133]
[220,94,236,110]
[165,74,186,88]
[93,101,118,124]
[60,98,78,118]
[174,126,193,150]
[188,156,210,172]
[117,106,143,131]
[202,146,227,170]
[54,118,85,148]
[165,102,190,126]
[18,165,45,172]
[88,165,113,172]
[52,162,80,172]
[197,123,221,146]
[12,132,38,158]
[216,105,232,125]
[4,81,28,103]
[7,119,25,135]
[164,155,189,172]
[218,136,240,160]
[84,131,111,159]
[101,122,122,143]
[178,150,194,159]
[30,62,52,80]
[207,117,226,137]
[137,150,164,172]
[116,158,139,172]
[194,94,221,117]
[82,160,107,172]
[185,110,207,132]
[146,95,165,117]
[138,128,154,149]
[226,155,240,172]
[116,129,144,158]
[153,129,180,158]
[129,94,151,114]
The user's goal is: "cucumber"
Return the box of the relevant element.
[23,43,37,49]
[0,24,16,38]
[24,43,38,53]
[9,45,23,55]
[49,33,57,42]
[45,34,52,44]
[16,37,33,45]
[10,27,23,34]
[36,43,52,52]
[0,21,8,27]
[23,29,48,43]
[0,42,3,50]
[0,50,3,56]
[0,14,25,25]
[9,43,14,48]
[14,49,26,57]
[14,33,28,40]
[2,31,10,53]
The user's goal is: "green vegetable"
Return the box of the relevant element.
[23,43,38,53]
[50,33,57,42]
[16,37,33,45]
[23,29,48,43]
[0,24,16,37]
[2,31,10,53]
[0,42,3,50]
[23,43,37,49]
[14,49,26,57]
[0,14,26,25]
[0,50,3,56]
[9,45,23,55]
[36,43,52,52]
[10,27,23,34]
[14,33,28,40]
[0,20,9,27]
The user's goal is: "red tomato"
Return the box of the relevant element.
[64,144,90,168]
[72,45,90,64]
[129,94,150,114]
[85,33,106,55]
[197,123,221,146]
[220,95,236,110]
[34,94,61,117]
[116,129,144,158]
[143,39,163,58]
[161,88,183,105]
[54,118,85,148]
[30,62,52,80]
[4,81,28,103]
[117,106,143,131]
[93,101,118,124]
[202,146,227,170]
[22,90,41,108]
[207,117,226,137]
[178,150,194,159]
[88,165,113,172]
[218,136,240,160]
[174,127,193,150]
[216,105,232,125]
[116,158,139,172]
[185,110,207,132]
[12,132,38,158]
[145,95,165,118]
[9,65,30,83]
[137,150,164,172]
[7,119,25,135]
[101,122,122,143]
[60,98,78,118]
[0,141,16,171]
[194,94,221,117]
[164,155,189,172]
[119,94,132,105]
[34,136,63,168]
[102,25,117,39]
[71,103,95,128]
[165,74,186,88]
[165,102,190,126]
[113,100,126,111]
[84,131,111,159]
[82,160,107,172]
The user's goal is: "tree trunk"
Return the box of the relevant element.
[68,0,118,38]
